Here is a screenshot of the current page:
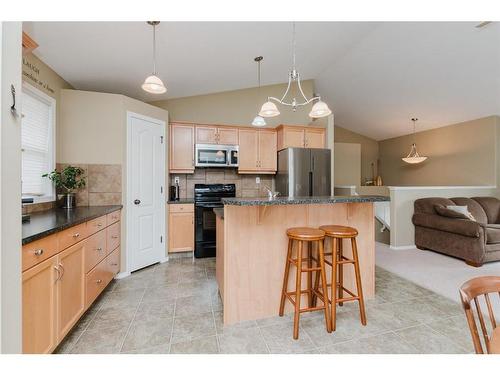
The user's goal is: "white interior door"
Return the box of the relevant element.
[127,112,165,272]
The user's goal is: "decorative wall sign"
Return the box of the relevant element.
[22,57,56,94]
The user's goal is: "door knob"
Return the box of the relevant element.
[134,199,141,205]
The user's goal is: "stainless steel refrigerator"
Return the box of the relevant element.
[276,148,331,197]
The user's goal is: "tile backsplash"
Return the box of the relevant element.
[23,163,122,214]
[170,168,275,199]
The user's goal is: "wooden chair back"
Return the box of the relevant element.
[459,276,500,354]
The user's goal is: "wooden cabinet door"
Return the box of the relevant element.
[238,129,259,173]
[196,126,218,144]
[168,212,194,252]
[57,241,86,341]
[305,128,325,148]
[170,123,194,173]
[258,130,277,172]
[218,127,239,145]
[283,127,305,149]
[22,256,58,354]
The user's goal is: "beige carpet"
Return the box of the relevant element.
[375,242,500,304]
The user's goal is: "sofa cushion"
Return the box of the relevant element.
[486,226,500,244]
[450,197,488,224]
[414,198,456,215]
[434,205,471,220]
[472,197,500,224]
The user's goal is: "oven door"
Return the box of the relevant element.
[194,203,221,258]
[195,144,229,167]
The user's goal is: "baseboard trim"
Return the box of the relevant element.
[389,245,417,251]
[115,271,131,279]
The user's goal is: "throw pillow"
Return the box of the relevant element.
[434,205,469,219]
[446,205,476,221]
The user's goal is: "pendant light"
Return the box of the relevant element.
[402,118,428,164]
[258,22,331,119]
[142,21,167,94]
[252,56,267,126]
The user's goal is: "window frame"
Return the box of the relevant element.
[21,82,56,203]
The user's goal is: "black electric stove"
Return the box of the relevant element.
[194,184,235,258]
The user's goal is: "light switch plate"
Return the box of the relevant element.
[174,177,180,184]
[256,177,260,184]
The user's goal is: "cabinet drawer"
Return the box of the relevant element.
[85,230,107,273]
[107,222,120,253]
[169,203,194,213]
[87,215,107,236]
[107,210,121,225]
[22,234,59,271]
[58,223,87,250]
[107,247,120,276]
[85,258,112,308]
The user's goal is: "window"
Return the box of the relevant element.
[21,83,56,202]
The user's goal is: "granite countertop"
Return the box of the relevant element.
[221,195,390,206]
[22,205,122,245]
[167,199,195,205]
[213,207,224,219]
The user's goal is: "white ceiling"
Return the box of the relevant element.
[25,21,500,140]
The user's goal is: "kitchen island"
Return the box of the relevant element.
[215,196,390,325]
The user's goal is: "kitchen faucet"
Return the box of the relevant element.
[263,185,280,199]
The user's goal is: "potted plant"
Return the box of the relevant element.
[43,166,86,209]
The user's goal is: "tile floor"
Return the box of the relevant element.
[55,256,473,354]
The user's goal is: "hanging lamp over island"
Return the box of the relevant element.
[257,22,331,120]
[142,21,167,94]
[252,56,267,127]
[402,118,428,164]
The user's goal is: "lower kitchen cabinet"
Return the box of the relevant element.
[168,204,195,253]
[57,241,86,340]
[22,209,121,353]
[22,256,58,354]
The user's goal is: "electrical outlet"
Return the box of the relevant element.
[174,177,180,184]
[256,177,261,184]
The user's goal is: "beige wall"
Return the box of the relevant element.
[150,80,315,127]
[379,116,499,186]
[334,125,379,184]
[1,21,22,353]
[334,142,361,186]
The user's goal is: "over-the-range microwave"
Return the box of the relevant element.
[195,144,239,167]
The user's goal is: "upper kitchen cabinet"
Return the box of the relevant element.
[170,123,195,173]
[238,129,277,174]
[276,125,326,150]
[195,125,238,145]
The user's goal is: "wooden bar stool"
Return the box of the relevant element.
[318,225,366,331]
[279,227,331,339]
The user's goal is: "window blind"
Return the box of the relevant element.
[22,89,53,196]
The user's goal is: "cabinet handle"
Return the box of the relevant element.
[73,233,80,238]
[96,247,103,252]
[33,249,44,256]
[111,263,118,266]
[54,266,61,282]
[96,279,102,284]
[58,263,65,279]
[112,235,119,239]
[97,223,103,227]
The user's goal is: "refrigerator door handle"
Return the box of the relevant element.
[309,171,313,196]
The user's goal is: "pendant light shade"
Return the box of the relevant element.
[402,118,427,164]
[142,21,167,95]
[142,74,167,94]
[309,100,332,118]
[252,115,267,127]
[259,101,280,117]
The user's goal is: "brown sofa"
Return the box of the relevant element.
[412,197,500,267]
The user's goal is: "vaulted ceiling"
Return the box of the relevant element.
[24,21,500,140]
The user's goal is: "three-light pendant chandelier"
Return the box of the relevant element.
[254,22,332,124]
